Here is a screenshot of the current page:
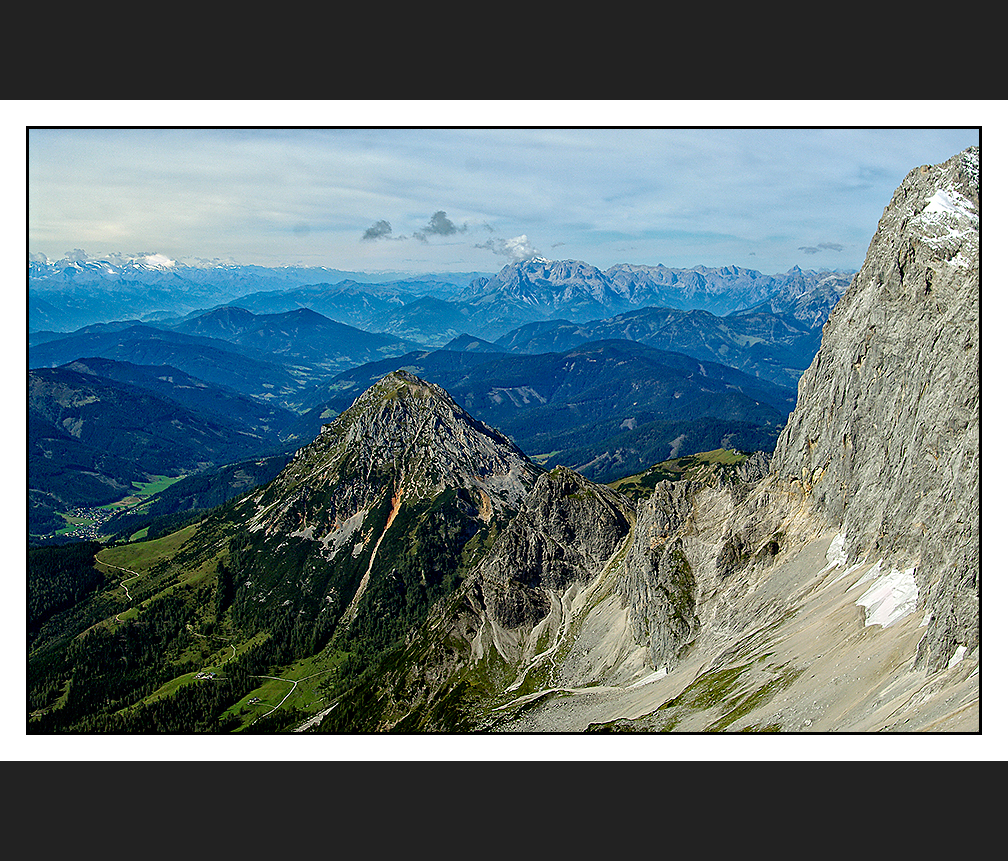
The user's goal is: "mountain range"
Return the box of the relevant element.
[26,148,979,736]
[300,338,796,484]
[27,332,798,542]
[31,253,850,343]
[28,259,849,541]
[494,305,824,389]
[28,256,488,334]
[470,258,847,325]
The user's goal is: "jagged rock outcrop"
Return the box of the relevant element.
[618,451,781,669]
[771,146,979,673]
[477,466,632,630]
[618,479,699,666]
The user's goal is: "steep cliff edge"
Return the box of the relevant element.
[485,148,980,733]
[771,146,979,674]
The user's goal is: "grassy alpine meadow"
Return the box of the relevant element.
[98,475,190,522]
[133,474,188,496]
[96,522,200,575]
[96,521,231,608]
[608,447,749,501]
[217,649,349,732]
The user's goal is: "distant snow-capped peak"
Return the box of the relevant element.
[31,251,178,272]
[130,253,177,270]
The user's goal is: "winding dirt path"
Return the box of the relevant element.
[95,558,141,620]
[187,625,238,661]
[257,675,299,714]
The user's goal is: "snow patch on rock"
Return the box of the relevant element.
[948,644,967,669]
[855,565,918,628]
[629,667,667,688]
[826,532,848,568]
[921,187,976,220]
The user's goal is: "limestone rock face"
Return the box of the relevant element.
[477,466,632,630]
[614,148,979,680]
[618,478,699,667]
[771,147,979,672]
[617,452,789,670]
[396,148,980,731]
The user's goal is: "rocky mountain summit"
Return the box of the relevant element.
[247,369,540,543]
[606,262,786,316]
[734,267,850,329]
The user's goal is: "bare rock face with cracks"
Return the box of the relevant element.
[475,147,979,731]
[594,149,980,729]
[771,146,980,673]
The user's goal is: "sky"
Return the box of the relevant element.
[23,103,985,279]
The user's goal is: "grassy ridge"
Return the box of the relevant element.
[608,447,747,502]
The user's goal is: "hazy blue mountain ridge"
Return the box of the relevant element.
[28,362,302,536]
[299,339,796,483]
[172,306,426,378]
[28,324,305,409]
[494,305,823,389]
[26,255,849,541]
[30,255,850,341]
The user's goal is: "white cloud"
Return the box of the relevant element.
[475,234,539,262]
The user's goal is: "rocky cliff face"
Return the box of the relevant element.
[617,452,778,669]
[487,148,979,732]
[598,148,980,713]
[616,149,979,674]
[771,146,980,673]
[477,466,632,631]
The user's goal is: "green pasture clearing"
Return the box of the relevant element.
[134,474,187,495]
[220,648,349,731]
[94,522,219,612]
[94,475,188,514]
[692,447,746,466]
[96,523,199,574]
[139,671,200,706]
[530,451,560,464]
[133,632,269,713]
